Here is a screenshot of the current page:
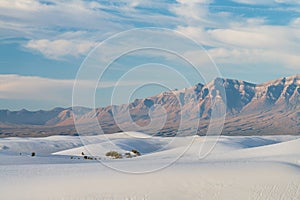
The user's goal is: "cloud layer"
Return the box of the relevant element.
[0,0,300,109]
[1,0,299,67]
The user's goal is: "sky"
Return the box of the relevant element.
[0,0,300,110]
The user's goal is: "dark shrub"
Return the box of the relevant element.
[131,149,141,156]
[125,152,132,158]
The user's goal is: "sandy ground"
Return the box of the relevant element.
[0,133,300,200]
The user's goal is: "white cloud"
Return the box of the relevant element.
[0,0,181,59]
[0,74,151,104]
[0,0,115,28]
[290,18,300,27]
[231,0,299,5]
[0,0,178,37]
[274,0,300,4]
[174,23,300,75]
[25,39,96,59]
[176,26,217,47]
[231,0,273,4]
[0,0,299,73]
[171,0,300,72]
[0,0,127,41]
[170,0,213,26]
[207,27,291,50]
[0,0,43,11]
[208,48,300,69]
[0,74,74,103]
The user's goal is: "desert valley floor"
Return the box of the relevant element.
[0,132,300,200]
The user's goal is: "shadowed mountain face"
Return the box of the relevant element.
[0,75,299,137]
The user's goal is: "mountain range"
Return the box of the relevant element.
[0,75,299,137]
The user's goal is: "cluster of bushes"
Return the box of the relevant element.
[69,155,98,160]
[105,149,141,159]
[18,152,35,157]
[83,155,97,160]
[23,149,142,160]
[70,156,81,160]
[105,151,123,159]
[68,152,100,160]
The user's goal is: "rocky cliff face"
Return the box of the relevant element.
[0,75,299,137]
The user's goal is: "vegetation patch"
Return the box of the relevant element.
[105,151,123,159]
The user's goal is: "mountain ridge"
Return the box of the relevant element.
[0,75,299,137]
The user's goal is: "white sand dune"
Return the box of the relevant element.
[0,133,299,199]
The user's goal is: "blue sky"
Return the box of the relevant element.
[0,0,300,110]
